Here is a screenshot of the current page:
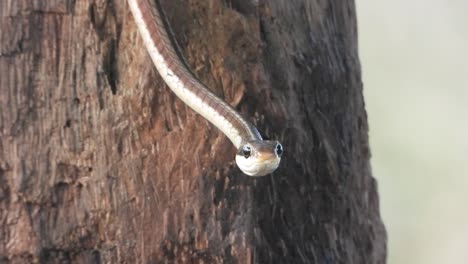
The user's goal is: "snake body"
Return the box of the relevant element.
[128,0,282,176]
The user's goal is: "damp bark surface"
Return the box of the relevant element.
[0,0,387,263]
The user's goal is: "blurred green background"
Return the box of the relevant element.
[356,0,468,263]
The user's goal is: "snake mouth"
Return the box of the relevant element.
[235,154,281,177]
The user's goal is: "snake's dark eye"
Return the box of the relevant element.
[275,143,283,156]
[242,145,251,158]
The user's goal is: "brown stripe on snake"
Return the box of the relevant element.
[149,0,258,141]
[128,0,283,176]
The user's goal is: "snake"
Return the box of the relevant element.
[127,0,282,176]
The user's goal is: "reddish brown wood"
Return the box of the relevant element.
[0,0,386,263]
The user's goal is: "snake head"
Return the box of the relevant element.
[235,140,283,176]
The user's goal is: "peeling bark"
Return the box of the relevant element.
[0,0,386,263]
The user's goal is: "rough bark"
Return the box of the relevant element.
[0,0,386,263]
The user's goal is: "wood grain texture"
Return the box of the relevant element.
[0,0,387,263]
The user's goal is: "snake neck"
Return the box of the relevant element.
[128,0,262,148]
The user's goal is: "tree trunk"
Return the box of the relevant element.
[0,0,386,263]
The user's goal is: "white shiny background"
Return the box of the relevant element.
[357,0,468,263]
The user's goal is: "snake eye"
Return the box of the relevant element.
[275,143,283,157]
[242,145,251,158]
